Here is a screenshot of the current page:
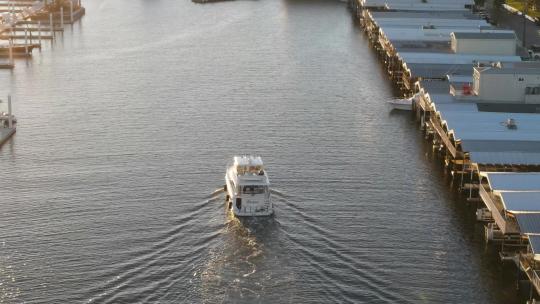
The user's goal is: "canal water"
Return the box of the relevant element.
[0,0,522,303]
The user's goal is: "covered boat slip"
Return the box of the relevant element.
[482,173,540,191]
[479,172,540,235]
[363,10,486,32]
[352,0,540,298]
[501,192,540,213]
[417,87,540,167]
[358,0,473,10]
[520,235,540,294]
[397,54,520,93]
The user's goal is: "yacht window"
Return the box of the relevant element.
[243,185,265,194]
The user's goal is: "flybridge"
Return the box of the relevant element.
[233,155,264,175]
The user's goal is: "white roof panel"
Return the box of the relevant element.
[470,152,540,165]
[481,173,540,191]
[528,235,540,257]
[515,213,540,235]
[399,52,522,64]
[500,192,540,213]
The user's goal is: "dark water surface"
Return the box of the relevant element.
[0,0,521,303]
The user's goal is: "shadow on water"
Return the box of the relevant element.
[411,117,523,304]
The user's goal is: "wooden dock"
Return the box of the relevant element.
[349,0,540,300]
[0,127,15,147]
[0,0,86,68]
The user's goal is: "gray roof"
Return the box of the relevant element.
[436,112,540,161]
[370,11,479,20]
[529,235,540,254]
[476,62,540,75]
[482,173,540,191]
[405,63,473,78]
[500,192,540,213]
[469,151,540,165]
[529,235,540,255]
[452,32,517,40]
[461,140,540,153]
[515,213,540,235]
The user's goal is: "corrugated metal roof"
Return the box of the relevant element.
[515,213,540,234]
[481,173,540,191]
[419,82,454,95]
[399,52,521,64]
[385,4,470,11]
[405,63,473,78]
[363,0,473,8]
[375,19,489,29]
[437,109,540,161]
[499,191,540,213]
[476,62,540,75]
[452,32,517,40]
[462,141,540,154]
[433,103,479,112]
[469,151,540,165]
[370,11,480,20]
[529,235,540,255]
[383,29,513,43]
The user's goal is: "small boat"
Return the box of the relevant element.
[387,93,420,111]
[0,111,16,128]
[225,156,273,217]
[387,97,413,111]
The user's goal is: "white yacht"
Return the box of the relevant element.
[225,156,273,217]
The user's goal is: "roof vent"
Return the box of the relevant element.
[505,118,517,129]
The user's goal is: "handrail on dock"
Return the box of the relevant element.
[479,185,519,235]
[520,254,540,295]
[428,116,462,159]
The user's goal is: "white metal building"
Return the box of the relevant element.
[450,32,517,55]
[473,62,540,104]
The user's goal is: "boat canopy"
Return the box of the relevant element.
[234,156,264,175]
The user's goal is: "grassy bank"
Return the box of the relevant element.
[506,0,540,18]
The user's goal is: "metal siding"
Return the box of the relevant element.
[483,173,540,191]
[530,235,540,255]
[515,213,540,235]
[500,192,540,213]
[470,152,540,165]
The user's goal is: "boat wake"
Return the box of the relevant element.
[84,189,226,304]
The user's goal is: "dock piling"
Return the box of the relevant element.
[24,28,28,54]
[38,21,42,49]
[8,95,12,129]
[70,0,74,23]
[9,29,13,66]
[49,13,54,39]
[60,7,64,28]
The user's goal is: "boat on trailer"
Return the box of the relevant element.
[225,156,273,217]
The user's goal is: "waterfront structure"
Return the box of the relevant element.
[450,32,517,55]
[472,62,540,104]
[350,0,540,299]
[0,0,86,68]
